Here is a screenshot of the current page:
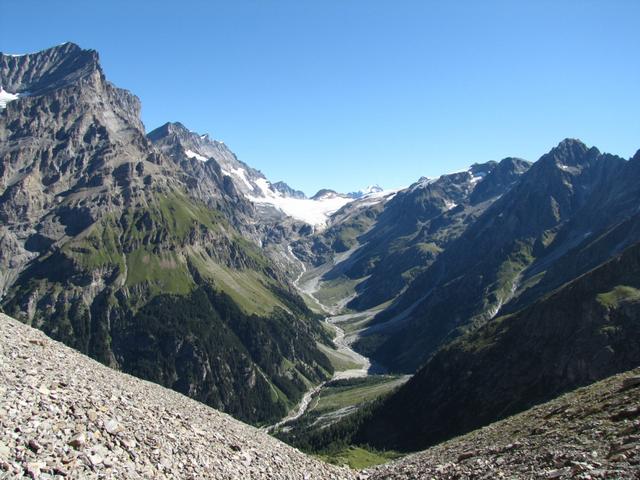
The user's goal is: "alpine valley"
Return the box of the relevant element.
[2,43,640,478]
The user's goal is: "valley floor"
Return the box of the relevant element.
[267,259,410,468]
[264,248,377,432]
[271,250,640,477]
[266,298,391,433]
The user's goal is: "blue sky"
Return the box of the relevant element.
[2,1,639,195]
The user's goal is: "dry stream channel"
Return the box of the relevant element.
[266,256,391,432]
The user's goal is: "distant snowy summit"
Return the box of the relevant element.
[147,121,499,230]
[147,122,394,228]
[310,189,343,200]
[348,184,384,199]
[271,181,306,200]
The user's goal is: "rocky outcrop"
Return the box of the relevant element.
[367,367,640,479]
[271,181,307,199]
[0,313,353,479]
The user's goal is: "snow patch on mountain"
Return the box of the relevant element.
[349,185,384,198]
[184,149,208,162]
[254,195,352,226]
[410,176,436,192]
[229,167,254,191]
[410,167,488,193]
[147,122,399,227]
[249,183,399,226]
[0,88,19,110]
[351,189,400,208]
[469,171,487,185]
[248,181,351,226]
[444,200,458,210]
[254,178,273,197]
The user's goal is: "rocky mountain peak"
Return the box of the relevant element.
[1,41,143,135]
[542,138,600,170]
[0,42,101,95]
[311,189,344,200]
[0,41,149,202]
[147,121,271,198]
[145,121,256,212]
[148,122,211,160]
[147,121,190,139]
[496,156,531,172]
[555,137,588,150]
[348,184,384,199]
[271,181,307,199]
[468,161,497,176]
[147,121,214,146]
[520,139,605,191]
[469,157,531,204]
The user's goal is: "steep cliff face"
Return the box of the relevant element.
[0,43,332,425]
[0,42,155,294]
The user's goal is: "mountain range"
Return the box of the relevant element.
[295,138,640,452]
[2,42,640,470]
[0,43,334,425]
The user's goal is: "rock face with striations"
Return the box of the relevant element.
[0,313,353,479]
[0,42,153,295]
[0,43,333,426]
[271,181,307,199]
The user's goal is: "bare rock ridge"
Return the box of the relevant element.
[271,181,307,199]
[0,313,353,479]
[0,42,101,96]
